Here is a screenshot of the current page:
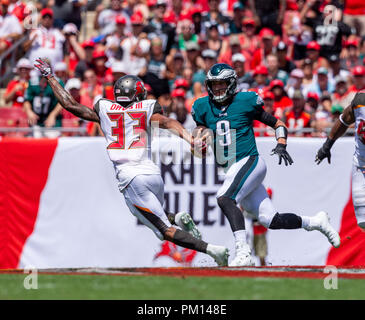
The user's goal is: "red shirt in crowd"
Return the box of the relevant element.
[5,79,27,108]
[344,0,365,15]
[285,110,311,135]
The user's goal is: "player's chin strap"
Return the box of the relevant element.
[275,126,288,140]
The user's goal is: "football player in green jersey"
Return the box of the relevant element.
[191,63,340,266]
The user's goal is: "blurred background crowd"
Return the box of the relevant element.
[0,0,364,137]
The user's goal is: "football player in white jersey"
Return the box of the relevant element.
[34,58,229,266]
[316,90,365,231]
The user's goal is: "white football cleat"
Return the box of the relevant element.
[175,212,202,240]
[206,244,229,266]
[306,211,341,248]
[229,242,255,267]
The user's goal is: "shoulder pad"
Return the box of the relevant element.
[352,91,365,108]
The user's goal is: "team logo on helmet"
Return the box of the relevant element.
[114,75,147,104]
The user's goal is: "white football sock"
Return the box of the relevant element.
[233,230,247,243]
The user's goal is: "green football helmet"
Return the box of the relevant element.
[205,63,237,105]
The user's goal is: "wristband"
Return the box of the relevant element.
[339,114,350,127]
[275,126,288,140]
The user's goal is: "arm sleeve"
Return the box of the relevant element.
[254,107,278,127]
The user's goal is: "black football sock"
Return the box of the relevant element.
[217,196,246,231]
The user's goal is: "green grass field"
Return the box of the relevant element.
[1,273,364,300]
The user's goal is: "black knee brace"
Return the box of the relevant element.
[269,213,302,230]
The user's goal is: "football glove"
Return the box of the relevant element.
[34,58,53,79]
[315,138,334,164]
[271,143,294,166]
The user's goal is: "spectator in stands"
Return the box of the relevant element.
[205,22,222,54]
[228,2,245,34]
[103,61,128,100]
[305,41,328,71]
[331,75,353,109]
[270,79,292,116]
[74,40,95,80]
[283,90,311,136]
[91,50,112,84]
[7,0,27,22]
[305,91,319,115]
[286,68,305,99]
[4,58,32,108]
[143,36,170,98]
[51,0,87,30]
[143,0,175,54]
[62,77,82,124]
[54,61,68,84]
[343,0,365,36]
[219,34,249,70]
[310,4,351,61]
[63,23,86,77]
[80,68,103,108]
[330,104,344,122]
[266,53,289,85]
[176,19,197,51]
[328,54,350,82]
[232,53,253,92]
[307,67,335,97]
[120,13,150,77]
[251,65,270,91]
[201,0,230,36]
[240,18,260,57]
[173,77,189,93]
[169,88,195,130]
[105,15,128,63]
[342,39,363,71]
[311,93,333,137]
[247,0,286,36]
[348,66,365,95]
[302,58,315,92]
[184,40,203,74]
[94,0,130,36]
[0,0,22,54]
[23,61,64,133]
[166,51,185,89]
[360,36,365,61]
[251,28,276,70]
[284,0,312,62]
[190,7,204,36]
[276,41,296,74]
[189,48,215,87]
[25,8,65,69]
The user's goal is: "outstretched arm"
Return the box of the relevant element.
[151,113,192,143]
[151,113,207,156]
[315,104,354,164]
[34,58,100,123]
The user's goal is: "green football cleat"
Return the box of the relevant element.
[174,212,202,240]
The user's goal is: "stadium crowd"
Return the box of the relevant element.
[0,0,365,137]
